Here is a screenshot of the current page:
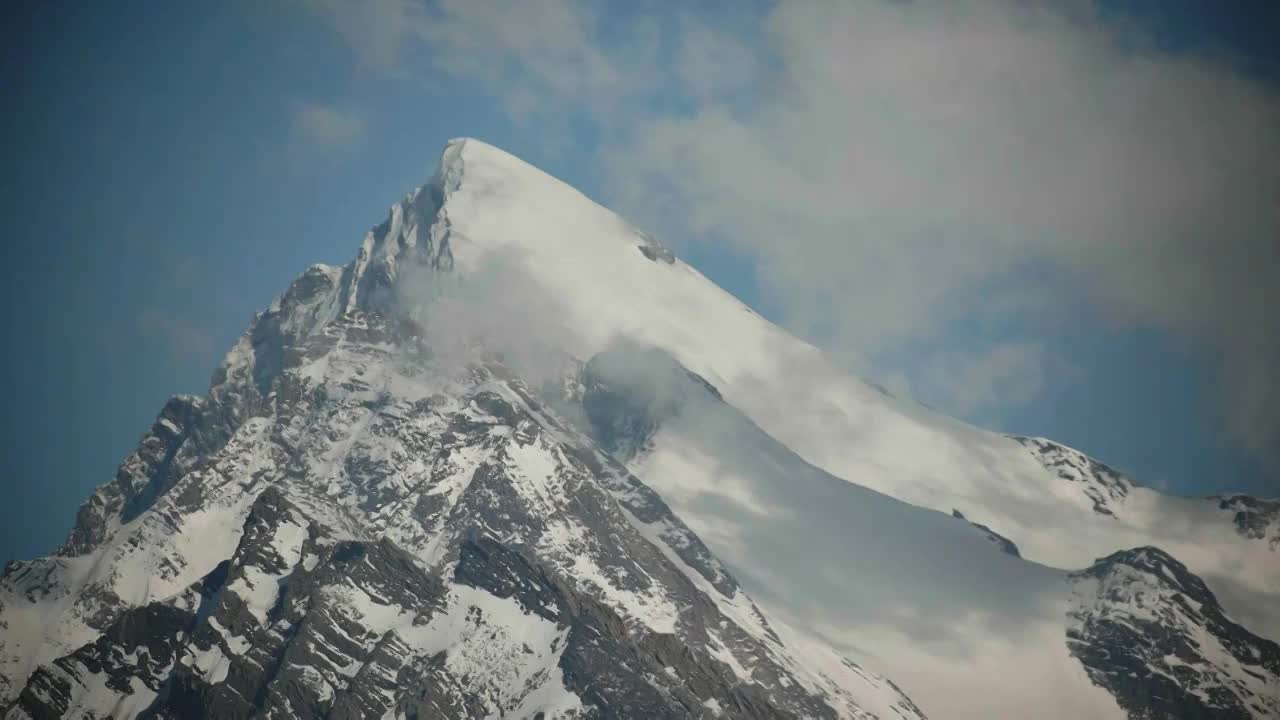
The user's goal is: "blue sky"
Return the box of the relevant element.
[2,0,1277,563]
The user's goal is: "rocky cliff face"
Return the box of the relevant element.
[1067,547,1280,719]
[1008,436,1134,518]
[1215,495,1280,549]
[0,205,918,717]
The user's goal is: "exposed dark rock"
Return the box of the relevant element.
[1010,436,1132,516]
[1215,495,1280,548]
[951,509,1021,557]
[580,347,721,462]
[635,231,675,264]
[1067,547,1280,719]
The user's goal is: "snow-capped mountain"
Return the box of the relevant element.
[0,145,920,718]
[381,140,1280,642]
[1,138,1276,719]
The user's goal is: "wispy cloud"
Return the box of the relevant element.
[673,19,759,103]
[609,1,1280,474]
[891,340,1072,419]
[291,101,365,148]
[299,0,1280,479]
[304,0,657,120]
[136,307,214,361]
[301,0,426,71]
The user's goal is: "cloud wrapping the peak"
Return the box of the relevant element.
[302,0,1280,481]
[392,251,578,388]
[612,0,1280,473]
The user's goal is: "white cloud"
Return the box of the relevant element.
[300,0,1280,477]
[301,0,426,70]
[291,101,365,148]
[909,340,1065,417]
[420,0,642,112]
[393,251,577,387]
[304,0,658,122]
[607,1,1280,472]
[675,20,759,102]
[137,308,214,360]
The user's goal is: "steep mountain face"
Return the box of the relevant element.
[1214,495,1280,549]
[1009,436,1133,518]
[342,140,1280,643]
[0,200,918,717]
[1068,548,1280,719]
[2,138,1277,719]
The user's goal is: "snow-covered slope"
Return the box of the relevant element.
[2,137,1276,719]
[400,137,1277,713]
[378,138,1278,639]
[565,347,1122,719]
[564,345,1280,719]
[1,266,919,716]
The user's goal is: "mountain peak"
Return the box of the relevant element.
[1083,546,1214,603]
[1068,546,1280,719]
[5,135,1280,720]
[431,136,582,208]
